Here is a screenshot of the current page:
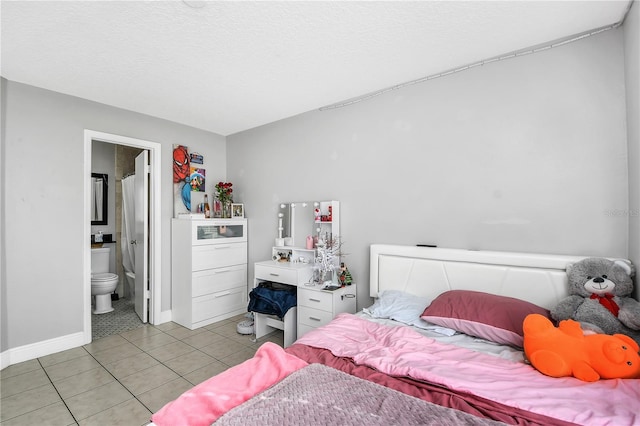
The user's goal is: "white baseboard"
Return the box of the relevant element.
[1,310,174,370]
[0,332,87,370]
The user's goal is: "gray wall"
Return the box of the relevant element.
[228,28,630,309]
[2,82,225,350]
[624,3,639,300]
[1,78,7,353]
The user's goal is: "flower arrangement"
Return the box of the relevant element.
[313,236,343,284]
[215,182,233,204]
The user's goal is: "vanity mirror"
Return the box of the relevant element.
[290,201,314,248]
[277,201,315,248]
[91,173,108,225]
[273,200,340,263]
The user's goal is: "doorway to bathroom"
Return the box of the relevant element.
[84,130,162,343]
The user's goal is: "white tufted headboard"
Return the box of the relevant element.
[369,245,592,309]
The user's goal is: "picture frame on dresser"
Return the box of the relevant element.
[231,203,244,218]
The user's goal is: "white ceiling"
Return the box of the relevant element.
[1,1,631,136]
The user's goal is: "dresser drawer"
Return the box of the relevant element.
[192,243,247,271]
[298,305,333,328]
[192,265,247,297]
[255,263,299,285]
[297,288,333,311]
[192,286,247,323]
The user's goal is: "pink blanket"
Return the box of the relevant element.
[151,342,307,426]
[295,314,640,426]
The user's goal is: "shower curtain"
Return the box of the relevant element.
[121,175,136,299]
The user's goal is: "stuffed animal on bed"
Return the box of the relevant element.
[550,257,640,346]
[523,313,640,381]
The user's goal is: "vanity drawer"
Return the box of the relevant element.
[255,264,299,285]
[192,286,247,323]
[297,288,333,311]
[298,305,333,328]
[192,243,247,271]
[192,265,247,297]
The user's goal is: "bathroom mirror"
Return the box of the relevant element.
[91,173,108,225]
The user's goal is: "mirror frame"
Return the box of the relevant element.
[91,173,108,225]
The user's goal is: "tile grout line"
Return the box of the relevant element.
[2,319,281,425]
[35,356,80,425]
[63,346,143,423]
[83,330,177,420]
[81,326,241,418]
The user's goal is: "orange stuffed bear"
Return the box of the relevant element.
[523,313,640,382]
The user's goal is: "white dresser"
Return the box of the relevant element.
[172,219,248,330]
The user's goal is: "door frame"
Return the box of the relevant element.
[83,130,162,343]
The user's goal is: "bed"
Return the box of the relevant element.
[152,244,640,426]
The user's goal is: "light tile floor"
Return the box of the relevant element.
[0,315,282,426]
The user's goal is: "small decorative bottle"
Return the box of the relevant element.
[203,194,211,218]
[213,195,222,218]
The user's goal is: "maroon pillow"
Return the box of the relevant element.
[420,290,551,347]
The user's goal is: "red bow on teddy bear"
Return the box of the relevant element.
[589,293,619,317]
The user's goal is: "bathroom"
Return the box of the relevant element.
[91,140,145,339]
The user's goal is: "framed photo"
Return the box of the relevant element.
[231,203,244,218]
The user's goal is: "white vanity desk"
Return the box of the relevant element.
[253,260,356,347]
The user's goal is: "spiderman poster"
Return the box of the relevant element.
[173,144,192,216]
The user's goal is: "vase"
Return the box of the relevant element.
[331,270,340,286]
[222,201,232,218]
[212,196,222,218]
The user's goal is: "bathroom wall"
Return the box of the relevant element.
[91,141,115,235]
[91,141,117,277]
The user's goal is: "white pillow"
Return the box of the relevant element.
[363,290,456,335]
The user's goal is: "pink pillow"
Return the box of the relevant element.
[420,290,550,347]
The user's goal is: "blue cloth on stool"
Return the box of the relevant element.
[248,283,297,319]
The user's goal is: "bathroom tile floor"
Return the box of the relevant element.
[91,298,144,340]
[0,315,283,426]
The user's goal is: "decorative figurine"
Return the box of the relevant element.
[339,262,352,286]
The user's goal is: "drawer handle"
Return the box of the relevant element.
[269,273,280,277]
[214,245,231,250]
[214,268,231,274]
[309,317,322,322]
[214,291,231,298]
[309,298,321,303]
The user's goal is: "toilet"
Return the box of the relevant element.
[91,247,119,314]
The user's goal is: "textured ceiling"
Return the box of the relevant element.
[1,1,631,136]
